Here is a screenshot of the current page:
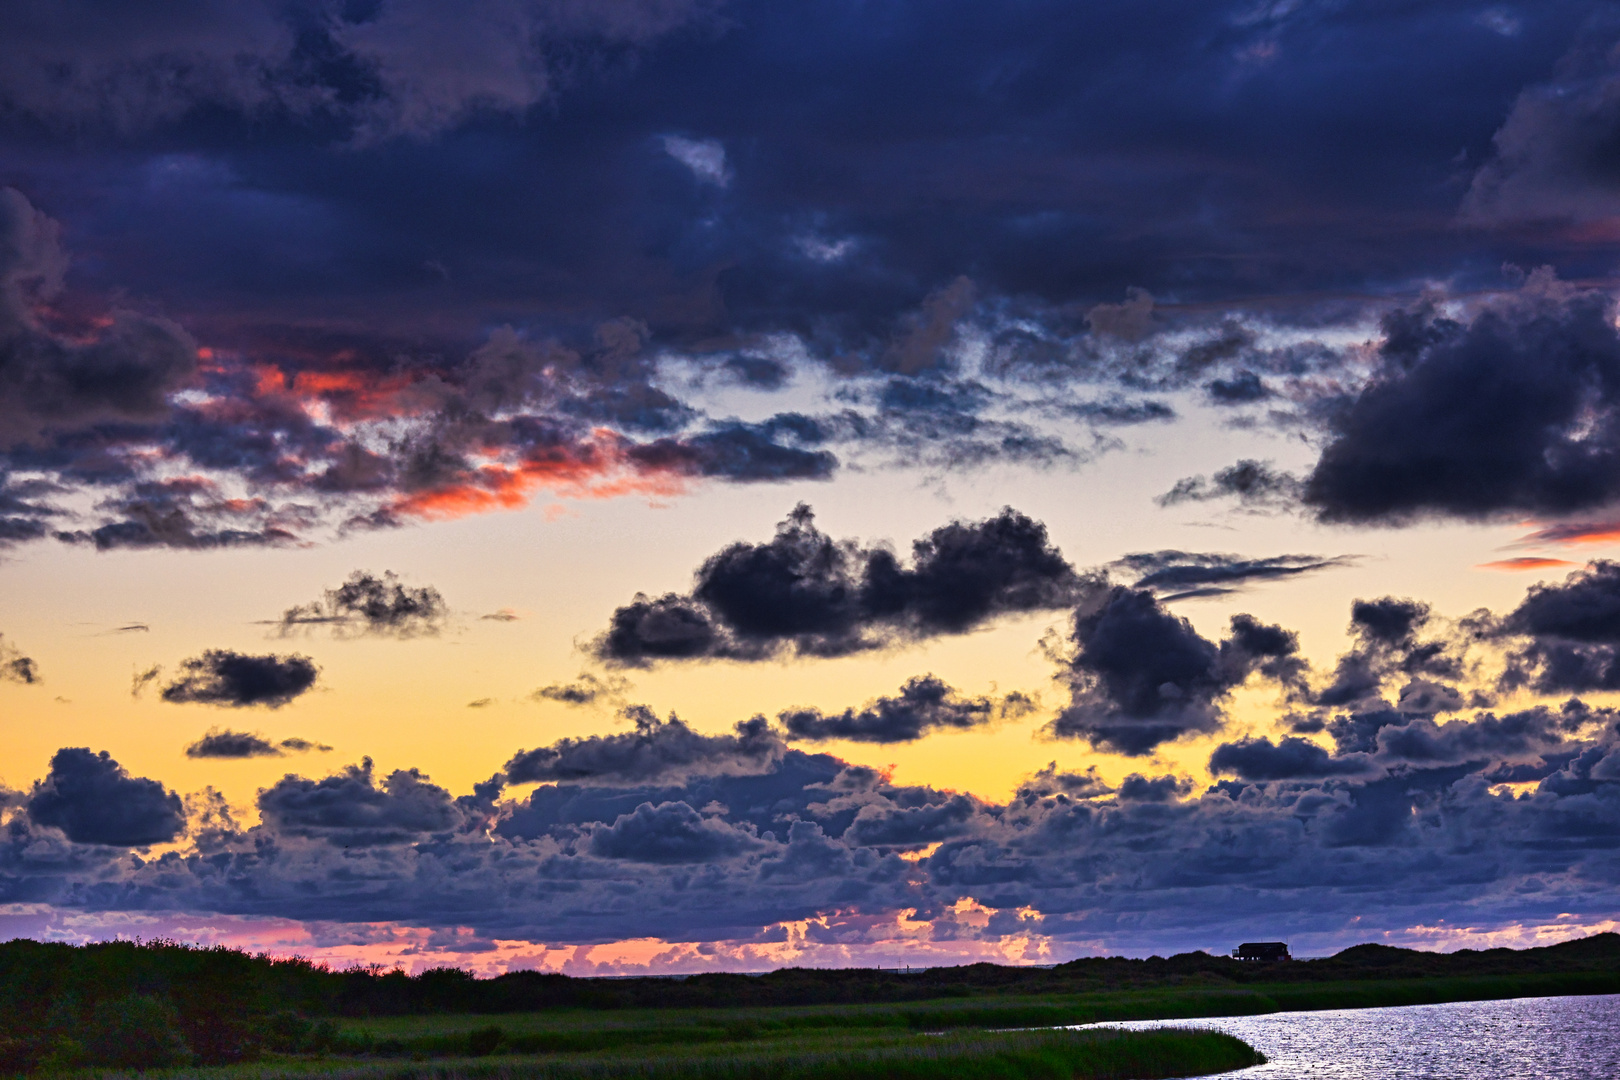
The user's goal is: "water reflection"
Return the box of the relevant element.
[1077,993,1620,1079]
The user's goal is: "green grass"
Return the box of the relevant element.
[48,1028,1264,1080]
[332,969,1620,1059]
[45,967,1615,1080]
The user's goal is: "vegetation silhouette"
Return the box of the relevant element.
[1,933,1616,1074]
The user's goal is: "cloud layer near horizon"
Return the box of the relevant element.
[8,502,1620,958]
[3,689,1618,955]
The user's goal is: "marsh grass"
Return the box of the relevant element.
[47,1028,1263,1080]
[332,970,1620,1059]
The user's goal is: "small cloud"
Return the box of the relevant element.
[663,135,730,187]
[1115,550,1356,599]
[1476,8,1520,36]
[480,608,521,622]
[161,650,318,709]
[797,235,855,263]
[186,729,280,758]
[132,664,162,698]
[186,728,332,758]
[533,672,629,707]
[1157,459,1301,509]
[275,571,448,639]
[112,623,150,634]
[1478,557,1575,571]
[467,698,494,708]
[1516,521,1620,547]
[0,634,39,684]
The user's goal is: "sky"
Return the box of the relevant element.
[6,0,1620,975]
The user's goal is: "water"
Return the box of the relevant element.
[1076,993,1620,1078]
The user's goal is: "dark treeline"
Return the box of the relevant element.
[304,934,1620,1014]
[2,933,1618,1074]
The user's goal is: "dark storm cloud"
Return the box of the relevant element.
[184,728,331,759]
[1303,279,1620,523]
[0,0,723,140]
[1214,700,1601,785]
[1114,550,1354,600]
[10,712,1620,951]
[0,4,1610,549]
[1205,371,1271,405]
[626,423,837,482]
[1210,737,1378,782]
[160,650,318,708]
[277,570,449,638]
[52,478,299,551]
[1014,762,1115,800]
[0,188,197,448]
[502,707,787,786]
[559,382,696,435]
[1497,561,1620,693]
[0,186,841,555]
[1309,596,1472,712]
[0,516,46,544]
[1373,705,1593,768]
[1314,707,1403,755]
[0,472,59,546]
[1350,597,1430,646]
[843,374,1082,469]
[1114,773,1194,803]
[778,675,1033,744]
[594,504,1084,664]
[596,594,722,664]
[719,355,790,390]
[1463,35,1620,228]
[842,793,980,849]
[0,633,39,684]
[589,801,758,863]
[3,0,1594,344]
[257,758,462,846]
[1048,587,1303,755]
[25,748,184,846]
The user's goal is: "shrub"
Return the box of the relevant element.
[81,994,192,1069]
[467,1026,505,1056]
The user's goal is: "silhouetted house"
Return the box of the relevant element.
[1233,941,1291,962]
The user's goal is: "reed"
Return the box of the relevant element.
[332,970,1620,1059]
[49,1028,1263,1080]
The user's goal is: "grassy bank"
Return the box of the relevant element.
[6,935,1617,1075]
[332,970,1620,1059]
[46,1028,1264,1080]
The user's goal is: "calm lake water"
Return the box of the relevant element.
[1077,993,1620,1078]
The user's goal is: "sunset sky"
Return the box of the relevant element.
[6,0,1620,974]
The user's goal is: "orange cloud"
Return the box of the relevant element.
[1477,557,1574,571]
[244,362,428,422]
[1517,521,1620,547]
[391,442,690,522]
[290,369,424,421]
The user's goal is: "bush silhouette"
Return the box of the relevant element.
[467,1025,505,1056]
[83,994,192,1069]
